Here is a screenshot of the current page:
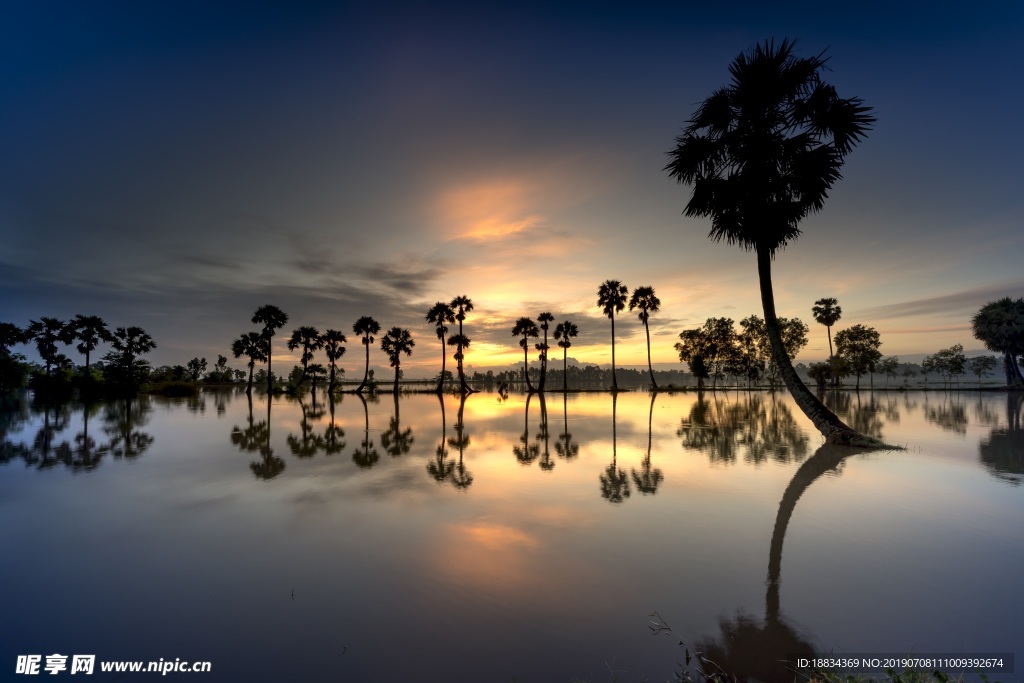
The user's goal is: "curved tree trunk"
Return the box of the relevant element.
[645,321,658,389]
[757,248,885,447]
[1005,352,1024,387]
[522,341,535,392]
[436,335,446,393]
[610,315,618,390]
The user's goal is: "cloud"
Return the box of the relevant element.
[856,280,1024,321]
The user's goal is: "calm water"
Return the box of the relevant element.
[2,389,1022,682]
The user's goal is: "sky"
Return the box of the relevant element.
[2,1,1023,377]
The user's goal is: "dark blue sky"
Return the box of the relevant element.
[3,2,1022,372]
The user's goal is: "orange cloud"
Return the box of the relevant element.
[438,180,545,241]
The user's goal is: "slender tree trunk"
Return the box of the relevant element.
[645,321,657,390]
[436,335,446,393]
[357,342,369,393]
[827,327,837,387]
[246,363,254,394]
[394,362,400,394]
[757,248,884,447]
[267,341,273,393]
[563,349,568,392]
[522,341,535,392]
[539,328,548,392]
[610,315,618,390]
[457,320,472,394]
[328,363,336,394]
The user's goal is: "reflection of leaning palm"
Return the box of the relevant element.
[697,443,868,683]
[322,396,346,456]
[427,394,454,483]
[513,393,539,465]
[447,394,473,489]
[632,392,663,494]
[536,393,554,471]
[244,394,284,480]
[352,393,379,469]
[555,393,578,460]
[287,399,325,458]
[380,394,413,457]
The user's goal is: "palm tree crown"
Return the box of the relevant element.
[380,327,414,392]
[233,332,269,393]
[554,320,579,392]
[287,326,323,384]
[252,305,288,390]
[512,316,540,392]
[972,297,1024,386]
[426,301,456,392]
[321,329,347,392]
[450,295,475,393]
[66,314,114,374]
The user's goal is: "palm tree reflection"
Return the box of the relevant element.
[536,394,554,471]
[103,397,154,460]
[287,397,325,459]
[555,393,578,461]
[323,395,346,456]
[979,393,1024,485]
[631,392,663,494]
[513,393,539,465]
[352,393,380,469]
[447,394,473,490]
[427,394,455,483]
[232,393,284,480]
[599,393,630,503]
[380,393,413,458]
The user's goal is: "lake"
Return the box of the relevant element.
[2,389,1021,682]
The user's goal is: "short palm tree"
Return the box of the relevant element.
[553,320,578,392]
[597,280,628,390]
[232,331,269,394]
[629,286,661,389]
[353,316,381,394]
[287,326,323,385]
[27,317,67,376]
[450,295,475,393]
[512,317,540,392]
[252,305,288,392]
[811,297,842,386]
[536,312,554,392]
[426,301,456,393]
[105,326,157,388]
[665,39,878,446]
[321,329,347,393]
[65,314,114,377]
[380,327,414,393]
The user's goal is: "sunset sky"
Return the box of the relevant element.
[3,2,1022,377]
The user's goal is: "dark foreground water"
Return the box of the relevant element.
[2,389,1022,682]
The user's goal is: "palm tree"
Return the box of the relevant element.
[105,326,157,388]
[321,329,347,393]
[232,331,269,394]
[536,312,554,392]
[553,320,579,392]
[252,305,288,392]
[597,280,628,390]
[286,326,323,385]
[450,296,475,393]
[352,316,381,394]
[511,317,540,392]
[27,317,68,376]
[65,314,113,377]
[811,297,842,386]
[629,286,661,390]
[426,301,456,393]
[380,326,414,393]
[665,39,879,446]
[972,297,1024,387]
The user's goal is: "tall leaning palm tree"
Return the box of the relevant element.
[629,286,661,390]
[536,312,554,392]
[287,326,323,385]
[665,38,880,447]
[450,295,475,394]
[811,297,842,386]
[511,317,540,392]
[232,332,268,394]
[321,329,347,393]
[353,316,381,394]
[252,305,288,392]
[597,280,628,390]
[972,297,1024,387]
[554,320,578,392]
[380,327,415,394]
[426,301,456,393]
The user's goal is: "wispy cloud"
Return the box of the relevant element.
[856,280,1024,321]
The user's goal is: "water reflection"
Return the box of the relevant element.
[555,393,579,461]
[979,393,1024,486]
[323,396,346,455]
[447,395,473,490]
[380,393,414,457]
[231,394,284,480]
[427,394,455,483]
[920,393,968,435]
[697,444,868,683]
[513,394,539,466]
[352,394,380,469]
[599,393,630,503]
[287,396,326,459]
[679,392,809,465]
[631,393,663,495]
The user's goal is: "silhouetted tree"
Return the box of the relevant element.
[380,326,414,393]
[741,315,809,389]
[426,301,456,393]
[27,317,67,376]
[232,332,268,394]
[666,39,877,446]
[321,329,347,393]
[185,357,207,381]
[287,326,323,385]
[835,324,882,390]
[969,355,999,387]
[353,316,381,394]
[536,312,554,392]
[629,286,661,389]
[103,327,156,389]
[252,305,288,392]
[450,295,475,394]
[553,320,578,392]
[597,279,628,390]
[65,314,113,377]
[877,356,900,388]
[972,297,1024,387]
[511,317,539,392]
[812,298,842,386]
